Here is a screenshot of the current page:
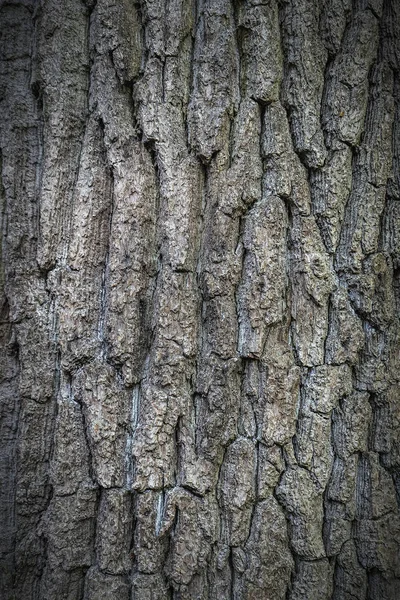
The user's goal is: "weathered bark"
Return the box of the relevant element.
[1,0,400,598]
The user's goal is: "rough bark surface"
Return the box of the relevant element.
[1,0,400,598]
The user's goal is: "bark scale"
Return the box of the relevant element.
[0,0,400,598]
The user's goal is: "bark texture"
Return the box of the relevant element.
[1,0,400,598]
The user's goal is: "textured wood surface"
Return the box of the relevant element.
[1,0,400,598]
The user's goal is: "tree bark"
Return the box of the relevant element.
[1,0,400,598]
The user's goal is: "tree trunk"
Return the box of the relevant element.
[1,0,400,598]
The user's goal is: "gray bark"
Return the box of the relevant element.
[1,0,400,598]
